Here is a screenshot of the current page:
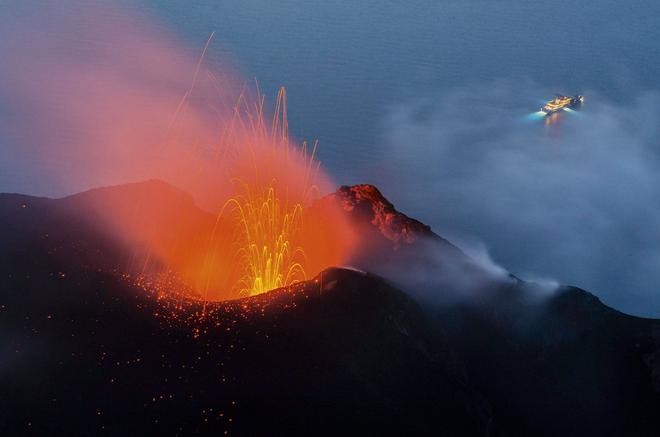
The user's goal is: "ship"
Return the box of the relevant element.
[541,94,584,115]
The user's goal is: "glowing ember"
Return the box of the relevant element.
[30,26,357,303]
[127,86,357,303]
[222,184,307,296]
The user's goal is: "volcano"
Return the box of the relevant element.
[1,181,659,436]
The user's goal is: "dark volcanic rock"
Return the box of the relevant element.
[2,180,660,436]
[331,184,434,247]
[0,183,491,436]
[322,183,660,436]
[0,262,491,435]
[325,184,510,306]
[436,285,660,436]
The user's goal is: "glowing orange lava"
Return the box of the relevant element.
[19,19,357,302]
[107,87,357,303]
[220,184,307,296]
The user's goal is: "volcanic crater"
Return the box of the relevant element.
[1,181,659,436]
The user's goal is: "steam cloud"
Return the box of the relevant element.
[374,82,660,317]
[0,2,351,301]
[0,2,336,208]
[1,2,212,197]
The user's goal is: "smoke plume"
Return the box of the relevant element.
[0,2,354,300]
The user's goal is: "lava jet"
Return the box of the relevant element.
[1,181,659,436]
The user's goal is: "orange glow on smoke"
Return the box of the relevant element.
[3,5,356,301]
[81,88,356,302]
[190,88,356,300]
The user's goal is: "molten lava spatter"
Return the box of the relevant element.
[223,184,307,296]
[184,88,355,300]
[123,87,357,302]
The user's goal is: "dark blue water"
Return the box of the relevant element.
[143,0,660,181]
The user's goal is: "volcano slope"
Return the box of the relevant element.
[327,184,660,437]
[0,181,489,436]
[1,180,659,436]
